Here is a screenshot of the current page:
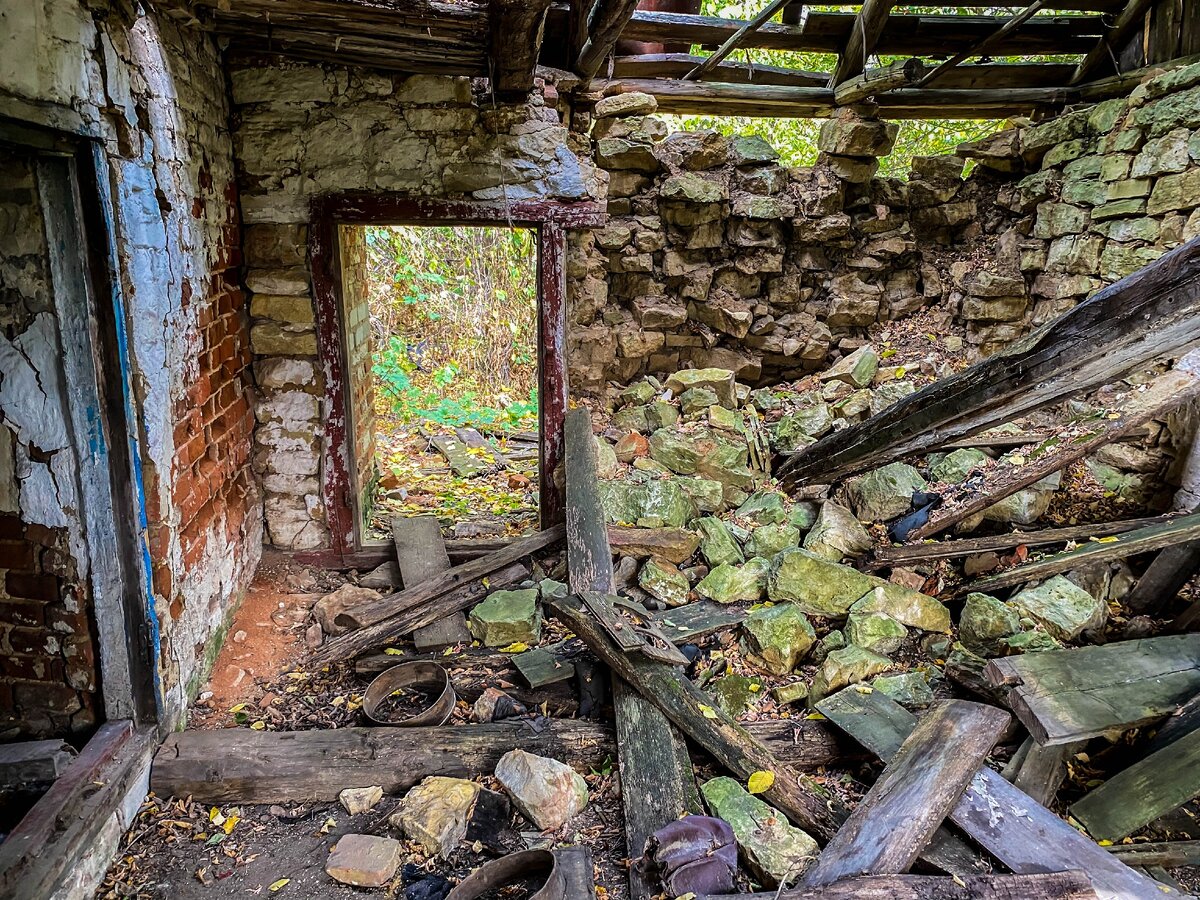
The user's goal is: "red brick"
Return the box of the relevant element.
[0,600,45,627]
[5,572,59,603]
[0,515,25,541]
[0,540,36,570]
[0,655,62,683]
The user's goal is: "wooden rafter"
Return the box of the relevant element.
[490,0,553,96]
[615,52,828,86]
[917,0,1055,88]
[1070,0,1158,83]
[834,57,925,105]
[576,0,643,80]
[683,0,796,81]
[828,0,897,87]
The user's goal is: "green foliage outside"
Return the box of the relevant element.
[366,225,540,432]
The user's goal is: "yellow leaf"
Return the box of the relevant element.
[269,879,290,892]
[223,815,239,834]
[1098,839,1113,846]
[749,683,761,693]
[805,712,826,720]
[209,808,224,825]
[498,641,529,653]
[1007,454,1026,466]
[699,704,719,719]
[384,647,405,656]
[894,366,906,379]
[250,721,266,731]
[1093,535,1120,543]
[747,771,775,794]
[228,703,246,714]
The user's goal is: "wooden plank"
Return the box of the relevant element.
[834,58,925,105]
[684,0,794,82]
[0,739,75,788]
[309,526,563,666]
[816,688,1168,900]
[1071,0,1158,83]
[916,0,1056,89]
[1108,840,1200,868]
[454,426,512,469]
[490,0,552,96]
[1123,499,1200,615]
[983,635,1200,745]
[801,700,1009,888]
[563,405,699,900]
[430,432,489,477]
[576,0,642,79]
[911,366,1200,540]
[652,600,746,642]
[552,846,596,899]
[968,512,1200,594]
[828,0,897,86]
[778,236,1200,489]
[1008,737,1084,807]
[1070,726,1200,841]
[866,516,1169,569]
[613,52,826,85]
[151,721,615,804]
[513,647,577,687]
[695,871,1099,899]
[538,221,569,527]
[395,515,472,652]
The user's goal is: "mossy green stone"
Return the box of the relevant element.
[745,523,801,560]
[851,584,951,633]
[930,448,988,484]
[802,501,873,562]
[958,592,1021,657]
[744,604,816,674]
[468,589,542,647]
[696,516,744,567]
[700,777,817,886]
[846,462,927,522]
[696,558,770,604]
[638,557,690,607]
[845,610,907,655]
[767,549,876,617]
[707,674,764,717]
[872,672,934,707]
[1007,574,1107,641]
[810,646,894,703]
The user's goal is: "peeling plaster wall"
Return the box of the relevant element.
[0,0,262,729]
[230,64,600,549]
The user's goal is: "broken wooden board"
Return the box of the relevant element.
[1003,736,1084,807]
[512,645,577,687]
[651,600,746,642]
[696,871,1098,899]
[552,846,596,900]
[778,236,1200,488]
[309,526,563,666]
[1108,841,1200,868]
[1070,725,1200,842]
[983,635,1200,745]
[1123,523,1200,615]
[430,432,488,477]
[0,739,75,789]
[395,515,472,651]
[967,511,1200,594]
[911,367,1200,540]
[867,516,1168,569]
[454,426,512,468]
[816,687,1169,900]
[801,700,1009,888]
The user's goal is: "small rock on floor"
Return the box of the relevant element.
[325,833,402,887]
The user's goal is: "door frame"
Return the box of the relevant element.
[306,193,604,566]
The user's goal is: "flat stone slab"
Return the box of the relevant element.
[325,833,402,887]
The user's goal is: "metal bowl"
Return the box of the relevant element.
[361,661,455,726]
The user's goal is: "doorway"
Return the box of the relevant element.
[355,224,541,543]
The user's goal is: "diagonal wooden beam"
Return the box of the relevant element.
[490,0,553,96]
[828,0,896,87]
[917,0,1054,88]
[684,0,796,81]
[576,0,643,81]
[1070,0,1157,84]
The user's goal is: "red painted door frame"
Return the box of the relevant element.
[306,193,604,566]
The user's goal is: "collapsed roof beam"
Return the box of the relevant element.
[828,0,897,87]
[916,0,1054,88]
[683,0,796,81]
[490,0,553,96]
[576,0,643,81]
[834,58,925,105]
[1070,0,1158,84]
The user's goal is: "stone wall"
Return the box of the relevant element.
[231,64,600,549]
[0,0,261,727]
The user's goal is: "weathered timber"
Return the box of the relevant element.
[1108,841,1200,868]
[983,635,1200,745]
[1145,692,1200,754]
[608,525,701,564]
[577,0,642,79]
[548,593,846,842]
[684,0,793,81]
[552,846,596,899]
[308,526,563,665]
[1077,52,1200,101]
[801,700,1009,887]
[513,646,578,687]
[833,58,925,105]
[828,0,896,86]
[1070,726,1200,841]
[933,429,1056,450]
[430,432,489,477]
[454,426,512,468]
[652,600,746,642]
[968,512,1200,594]
[867,516,1169,569]
[816,687,1167,900]
[564,405,698,900]
[1070,0,1158,83]
[912,367,1200,540]
[151,721,614,804]
[1006,737,1085,807]
[1126,540,1200,615]
[0,739,75,788]
[696,871,1099,899]
[916,0,1056,88]
[613,52,826,85]
[490,0,552,96]
[395,516,472,652]
[0,722,156,900]
[778,236,1200,488]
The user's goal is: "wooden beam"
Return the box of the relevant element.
[917,0,1056,88]
[396,516,471,651]
[1078,52,1200,100]
[1004,737,1085,807]
[308,526,563,666]
[538,222,569,527]
[1123,535,1200,615]
[1070,726,1200,841]
[778,236,1200,489]
[1108,841,1200,868]
[684,0,795,81]
[576,0,642,80]
[563,407,701,900]
[815,688,1170,900]
[1071,0,1158,84]
[983,635,1200,745]
[909,364,1200,540]
[866,515,1170,569]
[828,0,897,87]
[834,58,925,105]
[801,701,1009,887]
[695,872,1101,899]
[967,511,1200,594]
